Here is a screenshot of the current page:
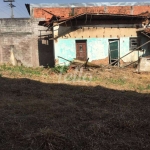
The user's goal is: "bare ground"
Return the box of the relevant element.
[0,65,150,150]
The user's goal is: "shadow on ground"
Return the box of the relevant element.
[0,77,150,150]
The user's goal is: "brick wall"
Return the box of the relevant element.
[32,5,150,20]
[0,18,54,67]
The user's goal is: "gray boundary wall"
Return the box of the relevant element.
[0,18,52,67]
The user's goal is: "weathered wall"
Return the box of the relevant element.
[54,36,147,65]
[54,25,139,39]
[0,18,54,67]
[54,38,117,65]
[54,24,142,65]
[137,57,150,72]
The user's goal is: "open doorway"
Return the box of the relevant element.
[109,39,119,66]
[38,39,55,67]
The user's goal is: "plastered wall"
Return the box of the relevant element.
[54,25,139,39]
[54,24,142,65]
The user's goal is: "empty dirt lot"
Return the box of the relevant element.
[0,65,150,150]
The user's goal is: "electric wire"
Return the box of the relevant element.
[15,4,28,17]
[0,5,11,17]
[15,0,29,17]
[13,8,24,18]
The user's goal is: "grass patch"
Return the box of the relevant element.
[107,78,126,85]
[137,84,150,91]
[51,65,69,74]
[0,64,42,76]
[66,76,92,82]
[146,84,150,90]
[137,85,145,91]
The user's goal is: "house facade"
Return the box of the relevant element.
[0,2,150,67]
[51,14,146,66]
[34,2,150,66]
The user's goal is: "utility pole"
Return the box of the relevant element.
[3,0,15,18]
[9,2,15,18]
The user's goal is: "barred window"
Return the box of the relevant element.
[130,38,138,50]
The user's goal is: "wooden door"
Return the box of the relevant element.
[76,40,87,61]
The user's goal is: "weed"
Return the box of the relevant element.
[146,84,150,90]
[65,76,91,82]
[107,78,126,85]
[0,65,42,76]
[0,64,12,71]
[91,77,103,82]
[52,65,69,74]
[137,85,145,91]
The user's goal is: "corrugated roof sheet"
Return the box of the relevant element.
[30,2,150,8]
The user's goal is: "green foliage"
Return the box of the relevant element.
[107,78,126,85]
[137,85,145,91]
[136,84,150,91]
[0,64,41,76]
[51,65,69,74]
[146,84,150,90]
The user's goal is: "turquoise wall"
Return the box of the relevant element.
[55,39,76,65]
[87,38,108,62]
[54,37,132,65]
[120,38,130,57]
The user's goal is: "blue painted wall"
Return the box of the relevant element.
[120,38,130,57]
[55,39,76,65]
[87,38,108,62]
[54,37,134,65]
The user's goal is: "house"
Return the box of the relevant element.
[29,2,150,67]
[0,2,150,68]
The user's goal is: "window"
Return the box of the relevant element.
[130,38,138,50]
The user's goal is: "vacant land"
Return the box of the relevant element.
[0,65,150,150]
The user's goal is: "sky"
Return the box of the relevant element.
[0,0,145,18]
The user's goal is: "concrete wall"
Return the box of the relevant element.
[0,18,54,67]
[137,57,150,72]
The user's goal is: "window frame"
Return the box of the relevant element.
[129,37,139,50]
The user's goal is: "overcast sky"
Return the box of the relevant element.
[0,0,145,18]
